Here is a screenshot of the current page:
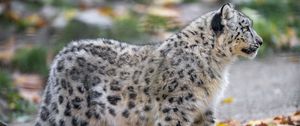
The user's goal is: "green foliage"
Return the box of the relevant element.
[12,47,48,76]
[252,16,276,56]
[182,0,199,3]
[53,19,102,54]
[0,71,11,88]
[239,0,300,55]
[53,15,150,48]
[41,0,74,8]
[240,0,299,37]
[0,15,28,32]
[289,1,300,37]
[131,0,152,4]
[241,0,289,28]
[141,14,180,34]
[109,16,149,44]
[24,1,44,11]
[290,46,300,52]
[0,71,36,123]
[142,15,168,33]
[0,1,45,32]
[241,8,278,56]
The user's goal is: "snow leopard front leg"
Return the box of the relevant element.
[192,110,215,126]
[154,109,215,126]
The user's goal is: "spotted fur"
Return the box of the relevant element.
[35,3,262,126]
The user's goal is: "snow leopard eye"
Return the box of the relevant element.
[241,26,249,32]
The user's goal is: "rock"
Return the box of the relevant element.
[0,37,16,64]
[40,5,58,20]
[0,4,4,14]
[75,9,112,28]
[52,13,69,28]
[13,73,43,104]
[10,1,26,17]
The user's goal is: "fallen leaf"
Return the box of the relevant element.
[32,95,41,104]
[246,120,262,126]
[227,120,240,126]
[13,73,43,103]
[98,6,115,17]
[288,56,300,63]
[221,97,234,104]
[276,116,294,125]
[256,122,268,126]
[147,6,180,18]
[216,120,240,126]
[63,9,77,20]
[26,14,46,28]
[216,122,229,126]
[273,116,282,121]
[294,111,300,116]
[0,37,15,63]
[6,10,20,21]
[13,73,43,89]
[286,116,294,125]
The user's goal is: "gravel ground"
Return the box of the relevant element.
[216,54,300,122]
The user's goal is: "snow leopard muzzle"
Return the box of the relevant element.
[241,45,259,54]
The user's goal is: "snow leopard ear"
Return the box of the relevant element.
[220,3,235,20]
[211,3,234,35]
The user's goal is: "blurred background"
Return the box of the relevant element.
[0,0,299,125]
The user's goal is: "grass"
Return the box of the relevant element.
[239,0,300,55]
[12,47,48,77]
[0,71,36,123]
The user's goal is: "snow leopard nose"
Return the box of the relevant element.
[255,37,263,46]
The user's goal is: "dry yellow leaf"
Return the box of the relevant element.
[98,6,115,17]
[27,14,40,24]
[26,14,47,28]
[7,11,20,21]
[294,111,300,116]
[222,97,234,104]
[246,120,262,126]
[216,122,229,126]
[147,6,179,18]
[64,9,77,20]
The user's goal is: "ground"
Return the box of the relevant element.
[10,54,300,126]
[216,54,300,122]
